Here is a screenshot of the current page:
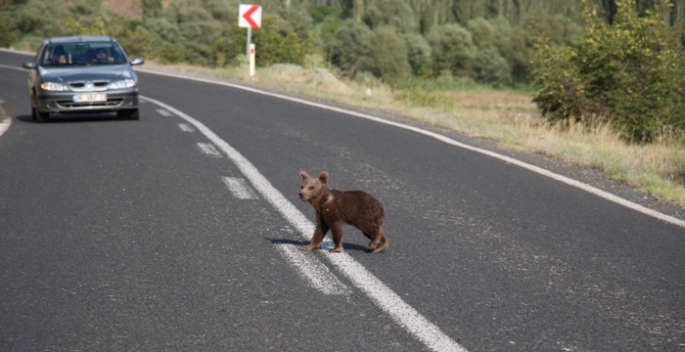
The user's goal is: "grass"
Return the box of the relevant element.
[140,59,685,208]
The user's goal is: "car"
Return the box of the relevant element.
[22,36,144,122]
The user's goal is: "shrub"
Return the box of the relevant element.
[362,0,415,33]
[467,17,495,49]
[532,0,685,142]
[403,32,431,77]
[471,46,512,86]
[426,23,475,77]
[367,25,411,84]
[252,14,306,66]
[330,19,374,78]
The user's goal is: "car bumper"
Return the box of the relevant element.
[34,89,139,113]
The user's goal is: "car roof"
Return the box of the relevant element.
[46,36,117,44]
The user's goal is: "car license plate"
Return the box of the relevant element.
[73,94,107,103]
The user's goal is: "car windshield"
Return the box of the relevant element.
[40,41,128,67]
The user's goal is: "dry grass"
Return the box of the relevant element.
[141,60,685,208]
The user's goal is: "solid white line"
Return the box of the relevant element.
[134,67,685,229]
[0,118,11,137]
[222,176,258,200]
[197,142,222,158]
[156,108,172,117]
[275,243,351,295]
[141,96,468,352]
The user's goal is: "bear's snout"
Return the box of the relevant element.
[298,192,306,201]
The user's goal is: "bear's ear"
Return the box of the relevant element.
[318,171,329,184]
[300,170,310,181]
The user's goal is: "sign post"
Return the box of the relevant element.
[249,44,255,77]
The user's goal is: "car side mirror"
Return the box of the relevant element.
[130,57,145,66]
[22,61,36,69]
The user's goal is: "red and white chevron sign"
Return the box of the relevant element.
[239,4,262,28]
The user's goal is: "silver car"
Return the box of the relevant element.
[22,36,144,122]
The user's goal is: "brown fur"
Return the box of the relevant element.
[298,170,389,253]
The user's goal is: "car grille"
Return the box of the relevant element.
[68,81,109,89]
[56,97,124,109]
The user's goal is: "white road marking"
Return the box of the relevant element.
[222,176,258,200]
[156,108,172,117]
[178,123,195,132]
[134,67,685,229]
[275,243,351,295]
[141,96,469,352]
[197,142,222,158]
[0,118,11,137]
[0,63,26,72]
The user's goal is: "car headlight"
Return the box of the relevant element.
[108,79,136,90]
[41,82,70,91]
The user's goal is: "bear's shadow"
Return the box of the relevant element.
[268,238,370,252]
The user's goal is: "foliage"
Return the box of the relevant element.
[252,14,307,66]
[309,5,341,24]
[367,25,412,84]
[471,46,512,86]
[362,0,415,33]
[65,16,109,36]
[426,23,475,77]
[532,0,685,142]
[329,19,374,78]
[403,32,432,76]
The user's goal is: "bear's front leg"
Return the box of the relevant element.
[329,222,344,253]
[300,221,329,251]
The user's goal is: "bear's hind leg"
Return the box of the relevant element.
[368,225,388,253]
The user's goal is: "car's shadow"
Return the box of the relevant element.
[16,112,130,123]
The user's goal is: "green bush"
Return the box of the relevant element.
[426,23,475,77]
[467,17,495,49]
[330,19,374,78]
[252,14,306,66]
[362,0,415,33]
[470,46,511,86]
[403,32,431,77]
[532,0,685,142]
[367,25,411,84]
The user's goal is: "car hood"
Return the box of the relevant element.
[38,65,135,83]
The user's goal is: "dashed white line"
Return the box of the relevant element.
[141,96,468,352]
[197,142,222,158]
[222,176,258,200]
[0,117,11,137]
[156,108,172,117]
[178,123,195,132]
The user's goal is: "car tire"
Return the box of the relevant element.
[117,109,139,120]
[32,107,50,123]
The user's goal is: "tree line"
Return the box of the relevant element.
[1,0,684,141]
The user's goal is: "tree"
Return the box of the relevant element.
[330,19,374,78]
[426,23,475,77]
[532,0,685,142]
[368,25,412,83]
[403,32,432,76]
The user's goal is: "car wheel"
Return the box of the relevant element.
[117,109,139,120]
[32,107,50,123]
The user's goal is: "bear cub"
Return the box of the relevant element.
[298,170,388,253]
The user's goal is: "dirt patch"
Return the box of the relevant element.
[102,0,143,20]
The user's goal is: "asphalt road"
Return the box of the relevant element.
[1,49,684,352]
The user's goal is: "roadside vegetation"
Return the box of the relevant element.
[1,0,685,206]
